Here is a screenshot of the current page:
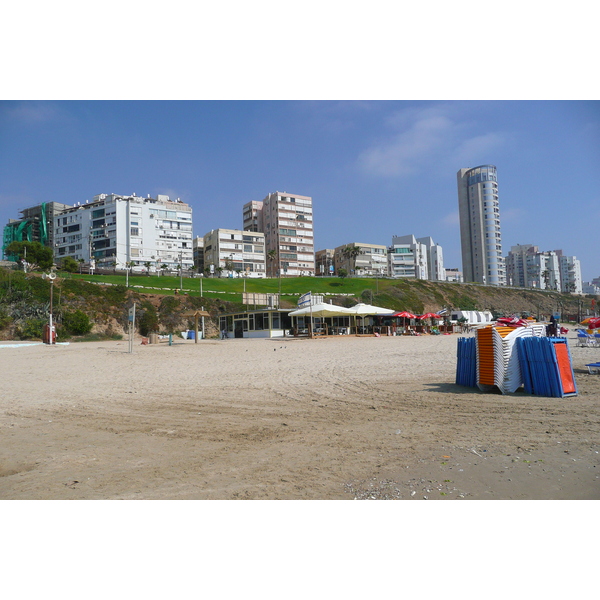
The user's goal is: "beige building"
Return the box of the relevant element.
[243,191,315,277]
[203,228,266,278]
[333,242,388,277]
[315,249,335,276]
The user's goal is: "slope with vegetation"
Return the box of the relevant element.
[0,266,596,341]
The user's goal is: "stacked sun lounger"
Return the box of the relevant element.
[517,337,578,397]
[455,337,477,387]
[455,321,576,396]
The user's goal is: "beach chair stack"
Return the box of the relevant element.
[455,321,574,396]
[516,337,578,398]
[455,336,477,387]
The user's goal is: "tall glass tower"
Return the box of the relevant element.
[457,165,506,286]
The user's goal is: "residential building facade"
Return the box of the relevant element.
[333,242,388,277]
[243,191,315,277]
[53,193,194,272]
[388,234,442,280]
[457,165,506,285]
[315,249,335,276]
[3,201,71,260]
[506,244,582,293]
[192,236,204,272]
[416,236,445,281]
[203,228,266,278]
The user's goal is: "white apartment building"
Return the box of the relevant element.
[333,242,388,276]
[203,228,266,278]
[506,244,582,293]
[388,234,443,280]
[416,236,445,281]
[53,193,193,272]
[243,192,315,277]
[457,165,506,285]
[558,252,582,294]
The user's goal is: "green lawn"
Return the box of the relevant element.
[65,272,389,304]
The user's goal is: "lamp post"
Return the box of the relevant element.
[42,272,56,344]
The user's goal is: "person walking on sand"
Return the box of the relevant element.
[221,328,228,340]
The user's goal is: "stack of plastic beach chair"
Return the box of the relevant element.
[455,318,576,397]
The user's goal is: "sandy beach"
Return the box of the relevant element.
[1,331,599,500]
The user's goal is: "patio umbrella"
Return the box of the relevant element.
[349,303,396,316]
[392,311,417,319]
[391,310,417,330]
[348,303,395,334]
[288,303,354,318]
[417,312,443,332]
[581,316,600,329]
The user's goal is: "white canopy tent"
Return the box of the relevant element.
[289,303,354,336]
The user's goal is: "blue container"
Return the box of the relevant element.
[188,330,195,340]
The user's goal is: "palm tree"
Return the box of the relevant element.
[342,245,361,276]
[267,249,277,278]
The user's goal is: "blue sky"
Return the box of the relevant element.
[1,100,599,280]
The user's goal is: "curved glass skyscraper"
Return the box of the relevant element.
[457,165,506,286]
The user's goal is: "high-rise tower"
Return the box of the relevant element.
[457,165,506,285]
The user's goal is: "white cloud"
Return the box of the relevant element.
[358,111,457,177]
[452,132,508,167]
[4,102,60,124]
[357,104,509,178]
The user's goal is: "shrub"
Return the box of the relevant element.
[17,318,46,340]
[62,310,93,335]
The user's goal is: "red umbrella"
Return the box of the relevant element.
[417,312,442,320]
[393,311,417,318]
[586,317,600,329]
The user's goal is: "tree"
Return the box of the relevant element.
[5,241,53,270]
[60,256,80,273]
[341,245,361,276]
[144,262,151,276]
[338,268,348,280]
[267,249,277,277]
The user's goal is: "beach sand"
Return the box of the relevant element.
[1,331,599,500]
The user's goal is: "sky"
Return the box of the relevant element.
[1,100,599,280]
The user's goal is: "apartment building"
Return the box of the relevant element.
[53,193,194,272]
[388,234,443,280]
[3,201,72,260]
[243,192,315,277]
[416,236,445,281]
[203,228,266,278]
[457,165,506,285]
[333,242,388,277]
[506,244,582,293]
[558,252,582,294]
[315,249,335,276]
[192,236,204,272]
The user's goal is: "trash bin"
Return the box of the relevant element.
[188,330,195,340]
[149,333,159,344]
[43,324,56,344]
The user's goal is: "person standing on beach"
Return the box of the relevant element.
[221,328,228,340]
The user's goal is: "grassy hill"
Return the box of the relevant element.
[1,267,596,341]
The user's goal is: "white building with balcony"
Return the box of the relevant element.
[388,234,440,280]
[53,193,193,273]
[333,242,388,277]
[243,192,315,277]
[203,228,266,278]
